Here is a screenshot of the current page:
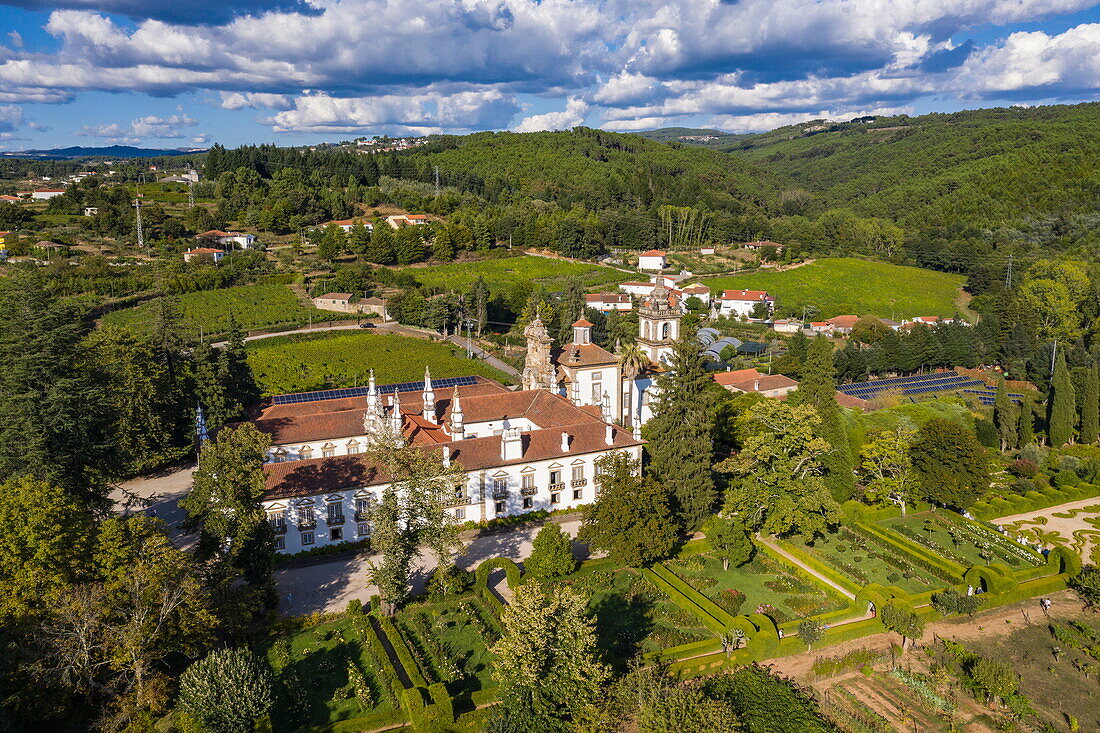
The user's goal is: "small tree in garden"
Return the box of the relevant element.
[931,589,983,616]
[858,427,916,515]
[880,604,924,649]
[178,647,273,733]
[525,523,577,580]
[798,619,824,651]
[704,514,754,570]
[968,657,1018,703]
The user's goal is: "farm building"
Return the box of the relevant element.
[584,293,632,312]
[195,230,257,249]
[183,247,226,264]
[714,368,798,398]
[715,288,774,317]
[638,249,667,271]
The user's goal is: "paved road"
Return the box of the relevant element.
[111,464,198,549]
[446,333,520,377]
[276,517,585,615]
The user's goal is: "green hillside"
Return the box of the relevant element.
[701,258,966,319]
[720,104,1100,230]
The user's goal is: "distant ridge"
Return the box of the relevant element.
[0,145,206,160]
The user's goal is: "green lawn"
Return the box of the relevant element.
[100,284,343,338]
[881,511,1045,569]
[246,331,510,395]
[794,528,945,595]
[405,255,632,294]
[666,552,847,625]
[698,257,966,319]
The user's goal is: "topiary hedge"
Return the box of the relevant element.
[971,482,1100,520]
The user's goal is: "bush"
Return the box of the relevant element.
[931,589,983,616]
[1055,470,1080,488]
[524,523,578,580]
[714,588,747,615]
[1019,443,1044,464]
[427,564,473,601]
[1011,459,1039,478]
[346,598,363,616]
[178,648,274,733]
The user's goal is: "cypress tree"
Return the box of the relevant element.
[1081,361,1099,444]
[1018,398,1035,446]
[993,376,1017,452]
[789,336,856,502]
[1047,351,1077,447]
[643,330,717,531]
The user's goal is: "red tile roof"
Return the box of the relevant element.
[721,289,770,301]
[317,293,353,300]
[713,368,761,386]
[185,247,225,255]
[826,315,859,329]
[727,374,798,393]
[640,249,666,257]
[585,293,630,303]
[572,318,593,327]
[553,343,618,367]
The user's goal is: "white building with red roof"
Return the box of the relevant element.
[638,249,667,271]
[183,247,225,263]
[195,230,257,249]
[715,288,774,317]
[584,292,632,312]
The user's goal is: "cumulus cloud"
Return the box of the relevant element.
[0,104,24,133]
[220,91,292,110]
[75,109,200,142]
[1,0,322,25]
[513,97,588,131]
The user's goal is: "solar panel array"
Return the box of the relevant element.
[837,373,986,400]
[962,389,1025,406]
[272,375,480,405]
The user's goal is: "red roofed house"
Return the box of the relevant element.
[681,283,711,305]
[327,219,374,233]
[826,315,859,335]
[386,213,429,229]
[714,368,799,398]
[638,249,667,271]
[809,321,832,335]
[183,247,225,264]
[716,289,774,317]
[585,293,632,312]
[0,195,21,202]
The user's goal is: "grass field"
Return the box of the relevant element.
[246,331,510,395]
[405,255,632,294]
[698,258,966,319]
[100,284,344,338]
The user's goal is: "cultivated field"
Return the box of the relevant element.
[404,254,632,294]
[100,284,344,338]
[245,331,510,395]
[699,257,966,319]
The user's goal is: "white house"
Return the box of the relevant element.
[619,281,659,298]
[681,283,711,305]
[31,189,66,200]
[328,219,374,233]
[255,372,642,553]
[584,293,633,312]
[184,247,225,264]
[715,289,774,317]
[771,319,803,334]
[638,249,667,271]
[386,214,429,229]
[195,230,257,249]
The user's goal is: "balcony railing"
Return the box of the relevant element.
[443,494,468,507]
[520,486,538,497]
[326,514,345,526]
[355,510,370,521]
[570,478,587,488]
[548,482,565,493]
[270,523,288,535]
[492,489,509,500]
[297,520,317,531]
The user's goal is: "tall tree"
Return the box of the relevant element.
[993,376,1018,452]
[471,275,489,336]
[0,270,114,508]
[490,582,610,727]
[1080,361,1099,445]
[178,647,273,733]
[1047,351,1077,447]
[643,332,718,530]
[579,452,677,567]
[1018,398,1035,446]
[788,336,855,502]
[524,523,577,580]
[703,514,754,570]
[858,427,917,515]
[219,318,260,423]
[717,400,841,541]
[910,418,989,509]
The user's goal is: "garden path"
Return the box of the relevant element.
[756,535,856,599]
[995,497,1100,560]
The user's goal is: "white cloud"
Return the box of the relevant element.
[955,23,1100,95]
[513,97,588,132]
[220,91,293,110]
[0,105,24,133]
[74,109,200,142]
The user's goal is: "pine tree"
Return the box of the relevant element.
[789,337,855,502]
[643,331,718,531]
[993,376,1017,452]
[1047,351,1077,447]
[471,276,489,336]
[348,222,371,254]
[367,223,395,264]
[1080,361,1099,444]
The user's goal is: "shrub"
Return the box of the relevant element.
[1019,443,1044,464]
[524,523,578,580]
[1011,459,1039,478]
[178,648,274,733]
[346,660,376,711]
[931,589,983,616]
[714,588,746,615]
[1055,470,1080,488]
[346,598,364,616]
[428,564,473,600]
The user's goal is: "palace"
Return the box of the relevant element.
[255,282,680,554]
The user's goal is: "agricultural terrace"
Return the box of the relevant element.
[403,254,632,294]
[100,284,344,338]
[245,331,511,396]
[698,258,966,320]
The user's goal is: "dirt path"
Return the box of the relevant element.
[770,590,1083,681]
[955,288,979,324]
[757,535,855,599]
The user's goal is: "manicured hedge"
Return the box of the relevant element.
[473,557,523,617]
[849,521,966,582]
[356,618,405,706]
[971,482,1100,520]
[470,687,501,707]
[329,708,408,732]
[380,616,428,689]
[645,637,723,663]
[648,563,739,631]
[639,567,727,636]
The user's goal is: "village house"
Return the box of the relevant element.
[195,230,257,249]
[327,219,374,233]
[715,289,774,317]
[31,189,66,200]
[584,293,633,312]
[826,315,860,335]
[699,246,715,255]
[809,321,832,335]
[619,281,660,298]
[312,293,389,319]
[0,195,21,202]
[681,283,711,305]
[771,318,803,334]
[637,249,667,271]
[183,247,226,264]
[713,368,799,398]
[741,240,784,251]
[386,214,429,229]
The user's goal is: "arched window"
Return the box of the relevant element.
[661,322,670,339]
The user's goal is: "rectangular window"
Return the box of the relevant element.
[550,493,560,505]
[301,531,314,546]
[550,469,561,485]
[573,489,582,500]
[298,506,315,529]
[268,511,286,532]
[591,383,601,402]
[327,503,343,523]
[357,522,370,537]
[355,498,370,519]
[522,497,533,510]
[494,501,505,514]
[322,448,335,458]
[521,474,534,490]
[347,444,360,455]
[274,536,285,550]
[572,465,583,482]
[455,507,466,520]
[493,477,508,493]
[330,528,343,541]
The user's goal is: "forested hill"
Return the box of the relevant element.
[693,104,1100,232]
[404,127,785,215]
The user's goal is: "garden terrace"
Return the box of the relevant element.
[880,511,1045,569]
[786,528,945,595]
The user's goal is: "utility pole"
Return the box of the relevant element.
[133,198,144,247]
[434,166,440,195]
[188,180,195,208]
[1005,254,1013,289]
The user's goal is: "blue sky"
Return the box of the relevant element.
[1,0,1099,150]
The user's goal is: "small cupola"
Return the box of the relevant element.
[572,319,592,345]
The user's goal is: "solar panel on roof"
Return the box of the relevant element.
[272,375,480,405]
